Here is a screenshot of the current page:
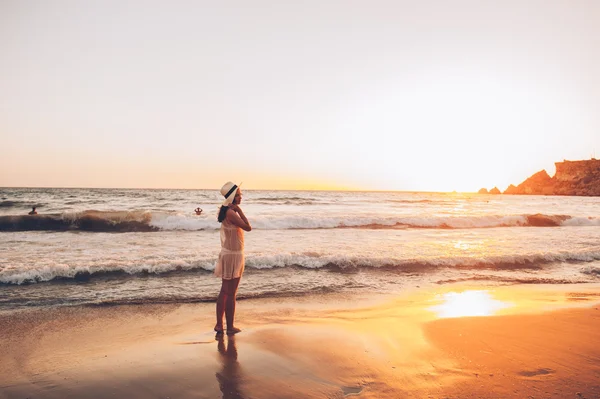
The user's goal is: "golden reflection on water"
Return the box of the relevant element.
[429,290,511,319]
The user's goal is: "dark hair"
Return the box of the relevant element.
[218,205,229,223]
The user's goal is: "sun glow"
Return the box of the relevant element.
[429,290,511,319]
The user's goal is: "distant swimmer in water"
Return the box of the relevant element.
[28,207,37,215]
[195,207,203,215]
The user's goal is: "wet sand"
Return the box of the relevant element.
[1,284,600,399]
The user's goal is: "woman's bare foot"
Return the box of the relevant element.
[226,327,242,335]
[214,324,224,334]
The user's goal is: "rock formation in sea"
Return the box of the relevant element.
[503,159,600,196]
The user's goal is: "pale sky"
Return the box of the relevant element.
[1,0,599,192]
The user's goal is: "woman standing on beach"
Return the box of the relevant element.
[214,182,251,335]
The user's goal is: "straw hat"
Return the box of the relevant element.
[220,181,241,206]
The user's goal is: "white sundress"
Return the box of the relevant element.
[214,219,245,280]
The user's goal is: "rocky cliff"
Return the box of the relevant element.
[503,159,600,196]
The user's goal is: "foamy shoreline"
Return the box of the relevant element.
[2,283,600,398]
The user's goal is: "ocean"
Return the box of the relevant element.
[1,188,599,313]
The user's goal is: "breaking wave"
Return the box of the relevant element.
[0,211,158,232]
[2,250,600,285]
[0,210,598,232]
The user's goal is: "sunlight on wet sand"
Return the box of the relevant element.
[1,284,600,398]
[428,290,512,318]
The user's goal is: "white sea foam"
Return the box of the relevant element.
[148,213,589,231]
[1,207,595,232]
[562,216,600,226]
[3,249,600,285]
[149,212,220,230]
[0,258,216,285]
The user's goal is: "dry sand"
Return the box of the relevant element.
[1,283,599,399]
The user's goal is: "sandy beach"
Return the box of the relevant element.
[1,283,600,399]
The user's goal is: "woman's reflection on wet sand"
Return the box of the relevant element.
[216,335,245,399]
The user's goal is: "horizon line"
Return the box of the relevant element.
[0,185,480,194]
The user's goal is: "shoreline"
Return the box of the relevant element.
[2,283,600,398]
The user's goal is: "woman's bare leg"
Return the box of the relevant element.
[225,278,241,333]
[215,281,227,332]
